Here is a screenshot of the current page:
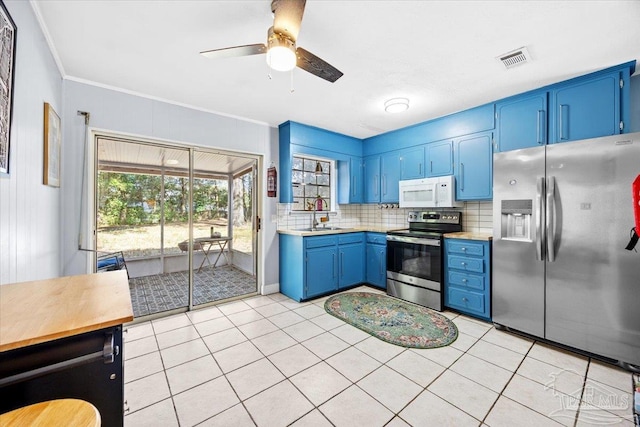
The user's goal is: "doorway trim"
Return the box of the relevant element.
[84,128,263,317]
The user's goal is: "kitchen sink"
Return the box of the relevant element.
[296,227,353,232]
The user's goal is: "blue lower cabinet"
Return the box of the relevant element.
[365,233,386,289]
[279,233,365,301]
[306,246,338,298]
[444,238,491,320]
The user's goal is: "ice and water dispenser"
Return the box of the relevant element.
[500,199,533,241]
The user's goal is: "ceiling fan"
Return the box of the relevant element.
[200,0,343,83]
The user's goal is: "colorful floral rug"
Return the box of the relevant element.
[324,292,458,349]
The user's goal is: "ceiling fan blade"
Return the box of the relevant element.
[296,47,343,83]
[272,0,306,42]
[200,44,266,59]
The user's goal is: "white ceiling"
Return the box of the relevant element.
[34,1,640,139]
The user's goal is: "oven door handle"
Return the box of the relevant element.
[386,235,440,246]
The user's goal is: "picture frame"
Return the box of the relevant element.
[0,0,16,176]
[43,102,61,187]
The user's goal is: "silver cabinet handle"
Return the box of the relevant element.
[546,176,556,262]
[536,177,545,261]
[333,254,336,278]
[461,262,467,267]
[462,297,469,303]
[419,163,422,175]
[460,163,465,191]
[379,250,384,275]
[537,110,545,145]
[430,160,433,173]
[559,104,569,140]
[461,247,467,252]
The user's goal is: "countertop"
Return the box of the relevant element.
[0,271,134,352]
[278,225,403,236]
[444,231,493,241]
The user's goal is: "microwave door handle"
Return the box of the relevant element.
[535,176,545,261]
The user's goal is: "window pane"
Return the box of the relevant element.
[292,170,303,184]
[304,159,316,172]
[318,186,330,198]
[291,156,332,211]
[316,174,330,186]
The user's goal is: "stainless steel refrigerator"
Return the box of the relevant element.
[493,132,640,370]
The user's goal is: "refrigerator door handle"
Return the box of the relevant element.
[546,176,556,262]
[536,177,545,261]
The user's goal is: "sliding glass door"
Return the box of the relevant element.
[95,136,258,319]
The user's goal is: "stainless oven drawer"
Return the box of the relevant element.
[387,278,442,311]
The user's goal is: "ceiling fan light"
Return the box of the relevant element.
[267,45,296,72]
[384,98,410,113]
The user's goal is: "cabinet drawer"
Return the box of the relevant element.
[448,271,485,291]
[305,236,337,249]
[366,233,387,245]
[447,288,485,314]
[447,240,484,256]
[447,256,484,273]
[338,232,364,245]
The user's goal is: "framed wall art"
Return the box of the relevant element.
[43,103,61,187]
[0,0,16,175]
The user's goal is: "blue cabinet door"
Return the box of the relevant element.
[338,156,363,204]
[364,155,381,203]
[400,147,425,180]
[366,243,386,288]
[454,132,493,200]
[339,242,365,288]
[426,140,454,176]
[381,151,401,203]
[552,73,620,143]
[306,246,337,298]
[496,92,548,152]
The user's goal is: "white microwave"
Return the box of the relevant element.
[398,175,463,208]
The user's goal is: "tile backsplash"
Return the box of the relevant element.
[277,201,494,234]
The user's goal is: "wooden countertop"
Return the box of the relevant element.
[0,271,134,352]
[444,231,493,241]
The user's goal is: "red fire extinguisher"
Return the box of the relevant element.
[625,174,640,251]
[267,163,277,198]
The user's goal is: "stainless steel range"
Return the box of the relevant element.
[386,211,462,310]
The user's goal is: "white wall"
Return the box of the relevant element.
[0,2,62,285]
[61,80,279,291]
[630,73,640,133]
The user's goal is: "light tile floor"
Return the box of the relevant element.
[123,286,637,427]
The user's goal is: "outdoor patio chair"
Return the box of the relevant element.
[97,251,129,278]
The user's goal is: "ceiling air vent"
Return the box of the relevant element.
[498,47,531,69]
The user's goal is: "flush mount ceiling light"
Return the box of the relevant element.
[165,159,179,165]
[384,98,410,113]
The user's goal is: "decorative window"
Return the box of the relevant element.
[291,156,332,211]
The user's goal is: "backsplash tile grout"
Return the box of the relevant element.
[277,201,494,234]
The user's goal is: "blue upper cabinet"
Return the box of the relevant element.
[399,146,425,180]
[426,140,454,176]
[381,151,401,203]
[364,151,400,203]
[454,131,493,200]
[494,61,634,152]
[552,72,621,143]
[364,155,381,203]
[279,121,362,203]
[337,156,363,204]
[495,92,548,152]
